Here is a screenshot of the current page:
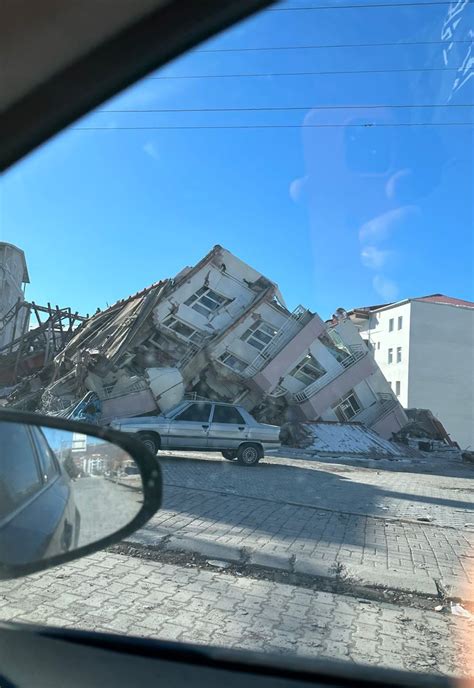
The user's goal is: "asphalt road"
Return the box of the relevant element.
[73,477,143,547]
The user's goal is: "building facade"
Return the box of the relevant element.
[42,245,406,439]
[350,295,474,449]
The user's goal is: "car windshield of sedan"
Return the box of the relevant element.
[1,0,473,680]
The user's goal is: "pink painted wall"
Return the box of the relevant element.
[298,354,378,419]
[253,314,326,393]
[372,405,408,439]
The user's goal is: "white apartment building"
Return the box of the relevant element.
[350,295,474,449]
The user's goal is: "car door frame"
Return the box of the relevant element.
[207,404,249,451]
[167,402,213,451]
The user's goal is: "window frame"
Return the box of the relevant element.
[396,346,402,363]
[333,390,362,422]
[241,320,278,351]
[290,354,327,387]
[174,402,212,423]
[388,348,393,364]
[389,318,394,332]
[163,315,202,343]
[211,404,246,425]
[218,351,248,373]
[398,316,403,330]
[395,381,401,396]
[185,285,230,318]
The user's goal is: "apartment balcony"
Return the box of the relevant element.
[243,305,313,378]
[292,343,368,403]
[353,392,399,427]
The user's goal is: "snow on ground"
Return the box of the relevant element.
[304,422,400,456]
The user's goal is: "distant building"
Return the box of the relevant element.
[0,242,30,349]
[349,295,474,449]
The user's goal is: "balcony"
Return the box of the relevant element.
[292,344,368,403]
[243,305,312,378]
[353,392,399,426]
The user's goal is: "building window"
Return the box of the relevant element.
[333,390,361,422]
[241,320,278,351]
[395,381,401,396]
[218,352,247,373]
[290,354,327,387]
[398,316,403,330]
[163,315,202,343]
[388,381,392,388]
[396,346,402,363]
[185,286,230,317]
[389,318,394,332]
[388,348,393,364]
[377,342,380,350]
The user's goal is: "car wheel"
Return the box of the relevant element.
[237,444,261,466]
[136,432,160,455]
[221,450,237,461]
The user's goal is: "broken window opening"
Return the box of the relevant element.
[290,354,327,387]
[241,320,278,351]
[333,389,361,422]
[218,352,248,373]
[185,286,230,317]
[162,315,202,343]
[319,330,350,363]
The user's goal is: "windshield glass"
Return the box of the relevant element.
[1,0,473,679]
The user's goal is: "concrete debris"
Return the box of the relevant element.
[281,421,401,456]
[3,245,408,442]
[393,408,459,450]
[450,602,472,618]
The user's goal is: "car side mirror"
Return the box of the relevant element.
[0,409,162,580]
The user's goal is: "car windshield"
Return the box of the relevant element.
[1,0,473,680]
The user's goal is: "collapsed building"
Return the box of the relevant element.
[3,244,408,440]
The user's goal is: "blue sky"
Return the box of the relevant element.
[1,0,473,318]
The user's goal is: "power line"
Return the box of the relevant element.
[266,1,472,10]
[194,39,471,52]
[149,66,461,79]
[98,103,473,113]
[74,122,473,130]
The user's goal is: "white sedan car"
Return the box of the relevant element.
[110,400,281,466]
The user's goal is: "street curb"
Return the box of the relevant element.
[129,531,472,602]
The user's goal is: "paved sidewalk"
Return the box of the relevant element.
[122,454,474,598]
[0,551,471,677]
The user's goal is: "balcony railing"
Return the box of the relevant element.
[353,392,399,426]
[243,305,312,378]
[292,344,368,403]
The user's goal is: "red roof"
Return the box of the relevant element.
[415,294,474,308]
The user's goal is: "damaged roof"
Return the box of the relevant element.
[58,279,169,370]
